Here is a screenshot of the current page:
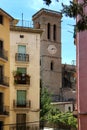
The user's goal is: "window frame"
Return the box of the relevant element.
[47,23,51,40]
[0,15,3,25]
[53,24,56,41]
[17,90,26,106]
[50,61,54,71]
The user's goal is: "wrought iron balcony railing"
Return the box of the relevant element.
[13,100,31,108]
[0,106,9,116]
[10,19,33,28]
[15,53,29,62]
[0,49,8,61]
[0,76,9,87]
[10,123,39,130]
[14,73,30,85]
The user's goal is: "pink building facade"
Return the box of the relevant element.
[77,0,87,129]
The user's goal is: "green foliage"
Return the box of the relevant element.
[40,84,77,128]
[43,0,52,5]
[47,111,77,128]
[76,16,87,31]
[40,86,52,121]
[61,1,87,31]
[46,107,62,124]
[43,0,59,5]
[43,0,87,31]
[68,113,77,128]
[40,81,77,128]
[62,1,83,18]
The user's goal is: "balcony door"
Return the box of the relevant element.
[0,66,3,83]
[0,40,3,57]
[0,121,3,130]
[17,67,26,84]
[16,114,26,130]
[18,45,26,61]
[17,90,26,107]
[0,93,3,114]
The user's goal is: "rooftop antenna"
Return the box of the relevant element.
[22,13,23,27]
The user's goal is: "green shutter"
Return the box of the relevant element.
[17,90,26,105]
[18,45,26,54]
[17,68,26,74]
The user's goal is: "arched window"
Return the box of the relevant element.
[47,23,50,39]
[53,24,56,41]
[50,61,54,71]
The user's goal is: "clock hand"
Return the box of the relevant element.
[51,48,56,50]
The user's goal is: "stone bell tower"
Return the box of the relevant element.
[32,8,62,101]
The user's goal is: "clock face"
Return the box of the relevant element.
[48,45,57,54]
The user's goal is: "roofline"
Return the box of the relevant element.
[10,26,43,34]
[51,101,74,105]
[0,8,14,21]
[32,8,62,18]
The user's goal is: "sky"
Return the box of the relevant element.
[0,0,76,65]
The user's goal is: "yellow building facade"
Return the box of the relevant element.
[0,8,13,130]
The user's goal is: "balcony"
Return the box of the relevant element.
[13,72,30,85]
[10,123,39,130]
[10,19,33,28]
[13,100,31,108]
[0,76,9,87]
[15,53,29,62]
[0,106,9,116]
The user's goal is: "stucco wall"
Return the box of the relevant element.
[10,30,41,124]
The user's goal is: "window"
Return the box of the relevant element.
[20,35,24,38]
[18,45,26,61]
[50,61,54,71]
[14,67,29,85]
[16,114,26,130]
[0,66,3,82]
[68,106,71,112]
[53,24,56,41]
[0,40,3,56]
[0,15,3,24]
[17,68,27,84]
[0,121,3,130]
[47,23,50,39]
[0,93,3,113]
[17,90,26,106]
[17,67,26,74]
[18,45,26,54]
[0,40,3,49]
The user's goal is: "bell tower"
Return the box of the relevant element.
[32,8,62,101]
